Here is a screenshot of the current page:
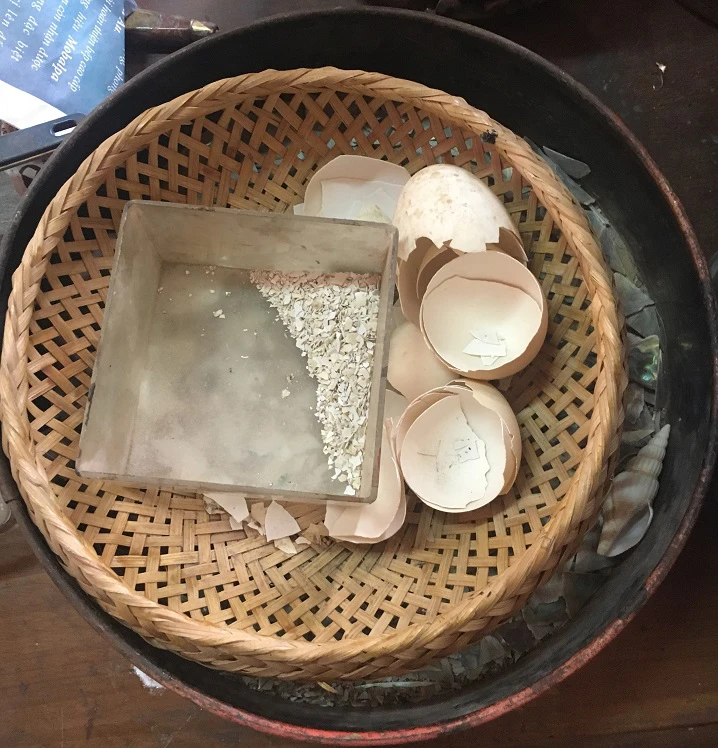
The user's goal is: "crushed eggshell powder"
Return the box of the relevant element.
[251,270,380,491]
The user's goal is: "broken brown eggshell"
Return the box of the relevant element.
[420,252,548,380]
[383,389,410,439]
[397,232,526,328]
[384,389,409,421]
[393,389,450,462]
[387,321,455,402]
[398,391,508,512]
[488,227,528,265]
[324,422,405,543]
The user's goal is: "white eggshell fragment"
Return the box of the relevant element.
[421,252,547,379]
[393,164,522,262]
[324,423,405,543]
[203,492,249,524]
[399,394,507,512]
[264,501,301,541]
[387,321,455,402]
[300,155,410,221]
[273,537,298,555]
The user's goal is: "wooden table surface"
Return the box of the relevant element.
[2,0,717,745]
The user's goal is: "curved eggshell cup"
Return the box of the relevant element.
[393,390,450,460]
[399,393,507,512]
[325,422,405,543]
[444,380,522,489]
[302,154,410,220]
[420,252,548,380]
[415,244,460,302]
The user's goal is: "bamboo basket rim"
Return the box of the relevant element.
[0,67,623,675]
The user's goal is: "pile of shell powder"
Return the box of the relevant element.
[250,270,381,492]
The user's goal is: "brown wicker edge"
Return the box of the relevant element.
[0,68,623,679]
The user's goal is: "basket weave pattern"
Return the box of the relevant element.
[0,68,623,680]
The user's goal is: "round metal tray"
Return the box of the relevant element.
[1,8,715,745]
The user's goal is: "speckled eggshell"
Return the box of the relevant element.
[393,164,521,262]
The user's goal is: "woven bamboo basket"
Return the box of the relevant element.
[0,68,624,681]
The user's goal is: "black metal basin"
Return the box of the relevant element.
[1,8,715,745]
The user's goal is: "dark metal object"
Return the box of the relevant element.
[0,8,715,745]
[0,114,84,171]
[125,9,219,52]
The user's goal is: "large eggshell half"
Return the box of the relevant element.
[301,155,410,221]
[384,390,409,440]
[387,322,455,402]
[384,389,410,421]
[487,227,528,265]
[445,380,522,490]
[324,423,405,543]
[393,390,451,460]
[393,164,520,262]
[415,244,460,302]
[397,237,433,326]
[399,394,507,512]
[421,252,547,380]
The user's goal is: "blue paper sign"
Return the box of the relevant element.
[0,0,124,127]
